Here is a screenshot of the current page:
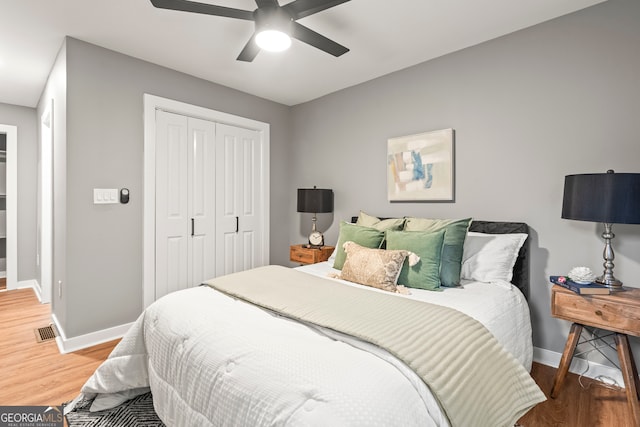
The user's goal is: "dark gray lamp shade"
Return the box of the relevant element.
[297,188,334,214]
[562,172,640,224]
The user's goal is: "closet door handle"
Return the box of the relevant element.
[235,216,239,233]
[191,218,195,236]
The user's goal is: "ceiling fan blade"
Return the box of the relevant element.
[237,36,261,62]
[291,22,349,57]
[150,0,254,21]
[282,0,351,20]
[254,0,279,8]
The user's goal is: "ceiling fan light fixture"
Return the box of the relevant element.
[149,0,352,62]
[255,29,292,52]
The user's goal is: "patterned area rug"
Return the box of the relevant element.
[66,393,165,427]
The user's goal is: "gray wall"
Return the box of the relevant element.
[289,0,640,362]
[42,38,291,338]
[0,102,38,283]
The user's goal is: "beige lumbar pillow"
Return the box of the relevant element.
[331,241,419,294]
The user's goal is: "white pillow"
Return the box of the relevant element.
[328,247,337,266]
[460,232,527,283]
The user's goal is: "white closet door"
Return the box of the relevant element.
[215,123,264,276]
[156,111,189,299]
[187,117,216,287]
[156,111,216,300]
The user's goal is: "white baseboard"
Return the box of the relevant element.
[533,346,624,388]
[51,312,133,354]
[17,279,41,301]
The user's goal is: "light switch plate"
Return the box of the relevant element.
[93,188,119,204]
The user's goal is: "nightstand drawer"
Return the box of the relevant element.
[551,285,640,336]
[290,246,316,264]
[290,245,335,265]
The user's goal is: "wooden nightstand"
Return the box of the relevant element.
[290,245,335,265]
[550,285,640,425]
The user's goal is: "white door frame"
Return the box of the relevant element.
[0,124,18,290]
[143,94,270,309]
[39,101,53,303]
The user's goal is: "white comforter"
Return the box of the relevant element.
[75,265,533,427]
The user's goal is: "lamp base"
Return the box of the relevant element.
[596,223,626,292]
[595,276,625,292]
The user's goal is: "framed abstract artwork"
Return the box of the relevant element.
[387,128,455,202]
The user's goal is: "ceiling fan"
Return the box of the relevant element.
[150,0,351,62]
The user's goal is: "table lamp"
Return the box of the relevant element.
[297,187,333,247]
[562,170,640,291]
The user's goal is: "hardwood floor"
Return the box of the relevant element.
[0,287,635,425]
[0,288,118,406]
[519,359,633,426]
[0,277,6,291]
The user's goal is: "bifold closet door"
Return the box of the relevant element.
[155,111,215,300]
[215,123,263,276]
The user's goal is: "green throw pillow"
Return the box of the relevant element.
[333,222,386,270]
[356,211,405,231]
[404,217,472,287]
[386,229,445,290]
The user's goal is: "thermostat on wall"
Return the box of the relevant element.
[120,188,130,204]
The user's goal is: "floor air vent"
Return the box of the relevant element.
[35,325,57,343]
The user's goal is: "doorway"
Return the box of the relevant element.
[0,124,17,291]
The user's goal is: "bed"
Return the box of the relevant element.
[69,217,545,427]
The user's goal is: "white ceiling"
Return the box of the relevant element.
[0,0,605,108]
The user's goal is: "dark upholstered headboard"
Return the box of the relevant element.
[350,217,530,300]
